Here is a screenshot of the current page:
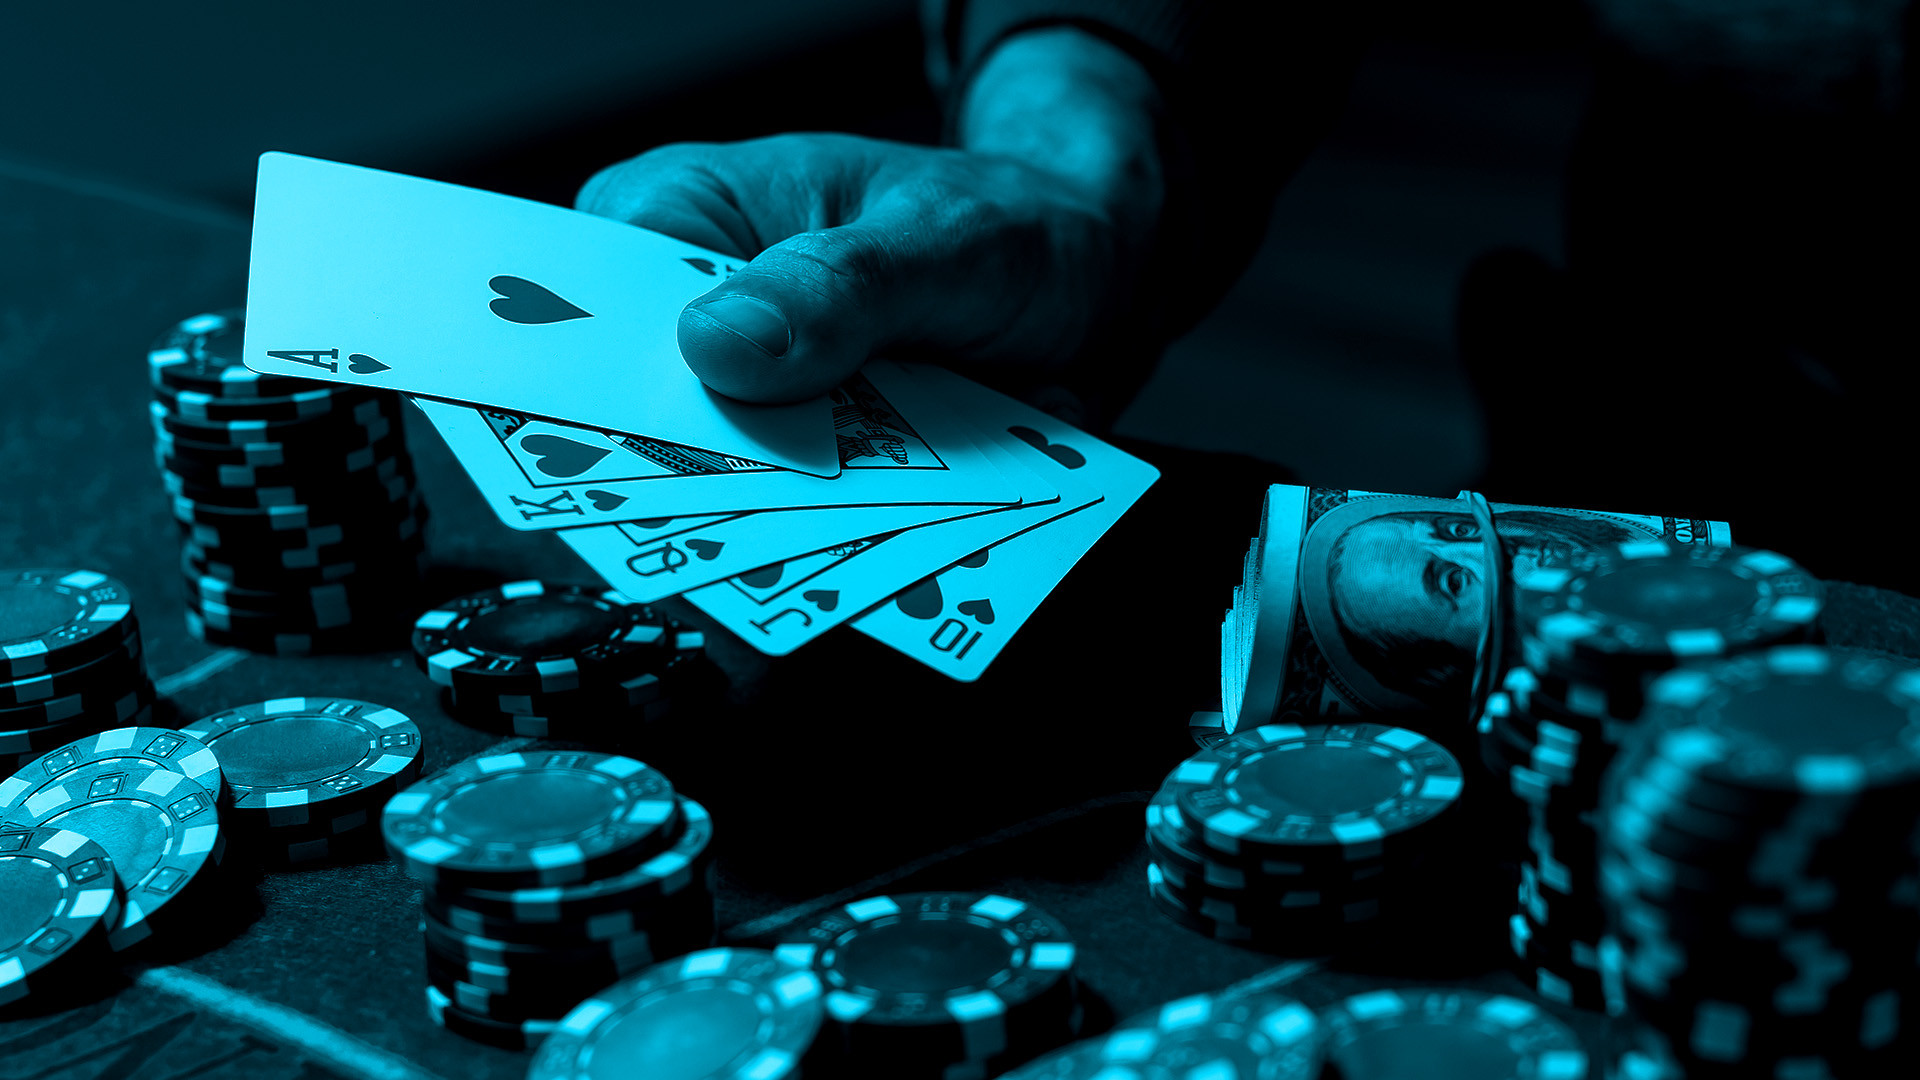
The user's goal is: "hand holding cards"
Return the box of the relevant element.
[242,154,1158,680]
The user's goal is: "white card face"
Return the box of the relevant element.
[685,383,1104,655]
[242,151,838,477]
[557,498,1012,603]
[412,360,1020,527]
[852,367,1160,680]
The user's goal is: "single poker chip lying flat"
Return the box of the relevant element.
[1166,722,1464,861]
[0,762,224,951]
[527,948,825,1080]
[775,892,1078,1067]
[0,726,225,808]
[381,750,678,889]
[1317,987,1591,1080]
[1106,989,1325,1080]
[411,581,702,696]
[179,697,422,830]
[1515,541,1823,673]
[0,632,144,708]
[0,825,122,1007]
[426,983,560,1050]
[0,569,139,680]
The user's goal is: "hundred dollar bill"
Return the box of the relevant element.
[1220,485,1732,732]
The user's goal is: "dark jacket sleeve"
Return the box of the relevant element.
[919,0,1374,347]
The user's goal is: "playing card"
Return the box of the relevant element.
[412,360,1020,527]
[685,381,1105,655]
[558,498,1028,603]
[852,367,1160,680]
[241,151,838,476]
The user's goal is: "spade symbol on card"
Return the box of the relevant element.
[956,599,995,624]
[686,539,724,561]
[803,590,838,612]
[585,489,627,512]
[895,577,943,620]
[520,434,611,477]
[739,564,784,589]
[346,353,390,374]
[683,258,741,277]
[1008,426,1085,469]
[489,275,593,324]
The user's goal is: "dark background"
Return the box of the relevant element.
[1,0,1596,501]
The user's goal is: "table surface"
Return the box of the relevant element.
[5,165,1919,1080]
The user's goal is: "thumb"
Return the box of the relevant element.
[677,216,937,403]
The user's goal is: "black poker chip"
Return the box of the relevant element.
[0,569,139,680]
[179,697,423,834]
[146,308,313,397]
[164,465,417,512]
[778,892,1081,1074]
[0,631,143,709]
[151,381,383,424]
[148,394,403,447]
[0,826,122,1007]
[157,436,409,491]
[410,582,702,697]
[1317,987,1590,1079]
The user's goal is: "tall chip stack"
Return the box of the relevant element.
[1598,647,1920,1078]
[410,581,721,742]
[2,569,155,775]
[1144,722,1464,949]
[380,751,718,1050]
[1478,541,1824,1010]
[147,309,429,653]
[775,892,1085,1079]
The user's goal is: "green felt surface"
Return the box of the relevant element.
[4,164,1917,1080]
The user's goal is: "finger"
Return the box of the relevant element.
[677,199,1033,403]
[575,148,757,259]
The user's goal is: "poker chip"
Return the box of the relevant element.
[0,761,224,951]
[1317,987,1590,1079]
[381,751,679,889]
[412,582,700,695]
[0,679,156,742]
[146,308,313,397]
[1166,722,1464,860]
[179,697,421,846]
[0,633,143,708]
[527,948,826,1080]
[425,982,561,1050]
[148,308,429,652]
[0,726,225,807]
[1100,989,1324,1080]
[1515,542,1823,705]
[0,826,121,1007]
[1,569,139,679]
[774,891,1081,1076]
[1598,647,1920,1076]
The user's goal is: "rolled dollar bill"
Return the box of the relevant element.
[1220,485,1732,732]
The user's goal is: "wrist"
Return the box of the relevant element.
[957,26,1166,257]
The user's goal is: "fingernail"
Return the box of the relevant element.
[693,295,790,358]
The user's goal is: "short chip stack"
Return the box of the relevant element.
[180,697,423,864]
[2,569,155,776]
[1315,987,1591,1079]
[148,309,429,653]
[1598,646,1920,1078]
[410,581,718,742]
[1007,986,1324,1080]
[1145,722,1464,949]
[0,724,227,954]
[775,892,1083,1079]
[380,751,718,1049]
[1480,541,1824,1009]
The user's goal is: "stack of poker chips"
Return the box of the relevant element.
[1008,987,1325,1080]
[147,309,429,654]
[530,949,827,1080]
[410,581,719,741]
[380,751,718,1050]
[0,725,228,957]
[1598,647,1920,1078]
[1479,541,1824,1009]
[179,697,423,865]
[2,569,156,774]
[774,892,1084,1079]
[1145,722,1464,948]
